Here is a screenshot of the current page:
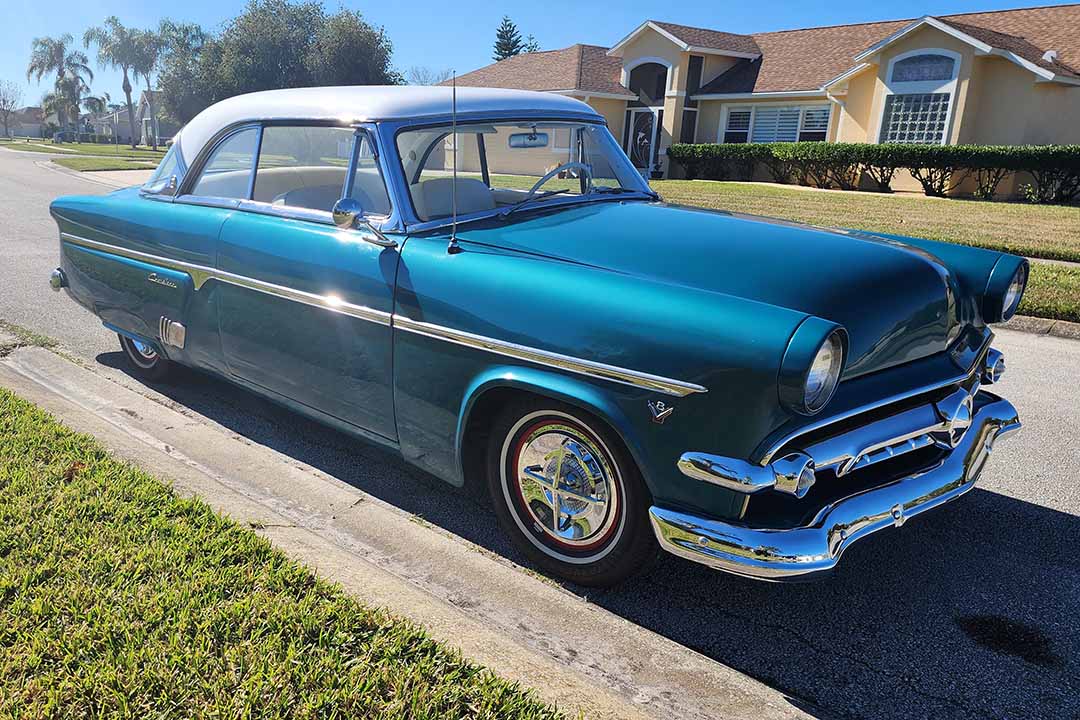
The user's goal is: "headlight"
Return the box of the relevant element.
[1001,264,1027,321]
[779,320,847,416]
[804,331,844,413]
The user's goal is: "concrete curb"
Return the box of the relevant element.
[1003,315,1080,340]
[33,159,137,189]
[0,343,815,720]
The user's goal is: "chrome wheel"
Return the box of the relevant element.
[501,411,624,563]
[118,334,170,380]
[128,338,159,368]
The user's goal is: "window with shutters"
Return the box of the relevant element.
[722,105,831,143]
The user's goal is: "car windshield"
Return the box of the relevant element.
[396,121,652,222]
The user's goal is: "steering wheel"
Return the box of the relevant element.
[525,162,591,200]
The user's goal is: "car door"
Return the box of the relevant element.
[210,124,399,440]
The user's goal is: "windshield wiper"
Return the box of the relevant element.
[590,186,660,200]
[499,188,575,218]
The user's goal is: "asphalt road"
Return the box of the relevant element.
[3,147,1079,719]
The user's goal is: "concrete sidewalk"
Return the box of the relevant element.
[0,333,816,720]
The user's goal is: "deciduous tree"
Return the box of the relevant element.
[0,80,22,137]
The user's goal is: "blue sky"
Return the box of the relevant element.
[2,0,1074,107]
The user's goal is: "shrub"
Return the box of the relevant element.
[1020,145,1080,204]
[665,141,1080,204]
[860,143,906,192]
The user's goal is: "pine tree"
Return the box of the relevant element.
[523,34,540,53]
[493,16,524,61]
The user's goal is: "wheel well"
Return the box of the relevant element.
[459,386,639,497]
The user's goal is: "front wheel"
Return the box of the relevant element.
[487,399,657,587]
[118,334,171,381]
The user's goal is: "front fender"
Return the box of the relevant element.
[456,365,650,488]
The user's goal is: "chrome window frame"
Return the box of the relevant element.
[173,119,399,233]
[378,111,655,233]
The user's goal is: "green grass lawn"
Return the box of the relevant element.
[1022,262,1080,323]
[651,180,1080,324]
[52,157,158,172]
[0,138,166,160]
[0,388,561,719]
[652,180,1080,264]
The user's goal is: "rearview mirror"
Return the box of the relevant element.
[508,132,549,149]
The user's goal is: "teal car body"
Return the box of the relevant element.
[49,87,1026,581]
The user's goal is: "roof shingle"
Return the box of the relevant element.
[698,4,1080,94]
[453,5,1080,99]
[446,44,634,98]
[648,21,761,56]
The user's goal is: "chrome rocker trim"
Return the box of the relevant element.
[651,391,1019,581]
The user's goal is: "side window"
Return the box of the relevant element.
[347,133,392,216]
[191,127,258,199]
[253,125,355,212]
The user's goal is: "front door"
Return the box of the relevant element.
[214,124,399,441]
[626,109,658,173]
[216,211,399,440]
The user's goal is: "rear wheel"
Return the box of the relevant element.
[487,399,657,587]
[118,334,171,381]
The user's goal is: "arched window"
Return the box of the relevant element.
[890,54,956,83]
[879,50,960,145]
[627,62,668,107]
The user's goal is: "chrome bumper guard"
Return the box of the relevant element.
[650,391,1019,581]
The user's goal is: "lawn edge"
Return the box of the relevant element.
[0,338,814,720]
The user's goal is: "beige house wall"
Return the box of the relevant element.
[586,97,628,145]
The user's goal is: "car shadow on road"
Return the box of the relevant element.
[99,351,1080,720]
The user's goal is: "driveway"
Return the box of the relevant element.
[3,150,1078,719]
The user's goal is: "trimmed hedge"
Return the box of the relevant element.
[667,142,1080,203]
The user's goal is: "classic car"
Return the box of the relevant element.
[48,86,1025,586]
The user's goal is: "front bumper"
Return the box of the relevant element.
[649,391,1019,581]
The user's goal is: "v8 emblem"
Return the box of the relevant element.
[648,400,674,424]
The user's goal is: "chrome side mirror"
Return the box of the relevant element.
[332,197,363,228]
[331,197,397,248]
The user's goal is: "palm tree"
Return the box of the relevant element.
[56,75,90,134]
[26,34,94,137]
[133,29,164,150]
[84,18,139,148]
[82,92,110,117]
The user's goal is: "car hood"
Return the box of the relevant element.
[455,201,955,378]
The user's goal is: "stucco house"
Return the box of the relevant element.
[451,4,1080,188]
[88,90,178,145]
[6,106,44,138]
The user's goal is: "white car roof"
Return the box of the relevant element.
[176,85,601,166]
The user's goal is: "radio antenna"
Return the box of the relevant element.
[447,71,462,254]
